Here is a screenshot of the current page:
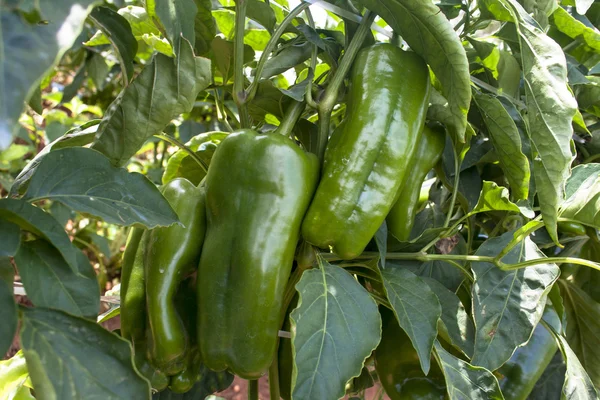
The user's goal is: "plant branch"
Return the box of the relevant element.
[233,0,250,128]
[154,134,208,173]
[316,11,375,162]
[248,379,258,400]
[276,101,306,137]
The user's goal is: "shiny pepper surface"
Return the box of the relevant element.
[197,130,319,379]
[120,227,147,343]
[387,124,445,242]
[302,43,430,260]
[146,178,206,375]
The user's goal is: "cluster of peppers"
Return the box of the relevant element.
[120,43,553,398]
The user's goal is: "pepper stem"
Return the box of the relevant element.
[316,11,376,162]
[276,101,306,138]
[248,379,259,400]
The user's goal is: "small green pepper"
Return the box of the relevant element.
[120,228,147,343]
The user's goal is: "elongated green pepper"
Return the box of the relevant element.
[302,43,430,260]
[120,228,147,343]
[197,130,319,379]
[145,178,206,375]
[387,124,446,242]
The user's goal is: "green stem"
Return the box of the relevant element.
[498,256,600,272]
[316,11,375,162]
[269,356,280,400]
[154,133,208,173]
[247,2,311,103]
[276,101,306,138]
[493,219,544,263]
[248,379,259,400]
[212,88,234,132]
[233,0,250,128]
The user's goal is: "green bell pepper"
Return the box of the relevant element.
[197,130,319,380]
[302,43,430,260]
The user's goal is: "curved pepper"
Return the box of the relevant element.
[375,308,446,400]
[120,228,147,343]
[302,43,430,260]
[197,130,319,379]
[387,124,446,242]
[498,306,560,399]
[134,340,169,392]
[145,178,206,375]
[557,221,587,236]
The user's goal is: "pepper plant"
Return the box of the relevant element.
[1,0,600,399]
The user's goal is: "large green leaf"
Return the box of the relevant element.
[470,231,560,371]
[356,0,471,142]
[555,333,600,399]
[559,279,600,388]
[91,39,210,166]
[472,93,530,200]
[22,147,179,228]
[0,219,20,257]
[380,267,442,374]
[194,0,216,56]
[434,341,504,399]
[0,199,79,272]
[0,258,16,357]
[290,261,381,400]
[20,307,150,399]
[483,0,577,244]
[88,6,137,85]
[0,0,98,150]
[528,353,565,400]
[552,7,600,53]
[423,277,475,358]
[15,240,99,319]
[261,40,313,79]
[560,164,600,229]
[153,0,197,50]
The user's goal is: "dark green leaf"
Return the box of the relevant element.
[560,164,600,229]
[23,147,179,228]
[87,52,109,90]
[473,92,530,200]
[91,39,211,166]
[528,352,565,400]
[154,0,197,49]
[27,85,43,115]
[0,199,79,272]
[61,63,87,104]
[211,37,255,83]
[380,267,442,374]
[555,333,600,399]
[194,0,216,56]
[261,40,313,79]
[15,240,99,319]
[290,261,381,400]
[356,0,471,142]
[20,307,150,399]
[434,341,504,399]
[0,258,17,357]
[0,219,20,257]
[374,221,387,270]
[471,231,560,371]
[0,0,98,149]
[89,6,137,85]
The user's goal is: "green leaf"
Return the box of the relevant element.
[555,333,600,399]
[422,277,475,358]
[140,34,174,57]
[470,181,533,217]
[15,240,100,319]
[89,6,137,85]
[560,164,600,229]
[87,53,109,90]
[471,231,560,371]
[154,0,197,49]
[210,36,255,84]
[433,341,504,399]
[528,353,565,400]
[194,0,216,56]
[152,366,233,399]
[162,132,228,185]
[290,261,381,400]
[356,0,471,142]
[213,9,235,39]
[244,29,271,51]
[118,5,160,37]
[0,0,98,150]
[0,199,79,272]
[261,40,313,79]
[483,0,578,244]
[552,7,600,53]
[380,267,442,374]
[497,50,521,99]
[0,219,20,257]
[473,93,531,200]
[20,307,150,399]
[0,351,34,400]
[0,258,17,357]
[10,121,99,196]
[558,279,600,388]
[22,147,179,228]
[91,39,211,166]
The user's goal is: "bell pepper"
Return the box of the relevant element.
[145,178,206,375]
[197,130,319,379]
[302,43,430,260]
[387,123,446,242]
[375,307,446,400]
[134,340,169,392]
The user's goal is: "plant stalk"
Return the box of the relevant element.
[233,0,250,128]
[276,101,306,138]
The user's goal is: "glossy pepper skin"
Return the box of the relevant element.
[146,178,206,375]
[134,340,169,392]
[197,130,319,379]
[387,124,446,242]
[302,43,430,260]
[557,221,587,236]
[498,306,559,400]
[375,308,446,400]
[120,227,147,343]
